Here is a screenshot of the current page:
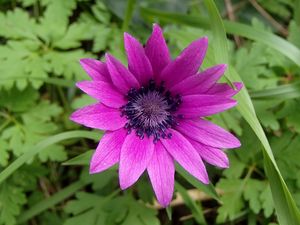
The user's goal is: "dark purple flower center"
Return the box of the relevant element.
[121,80,182,142]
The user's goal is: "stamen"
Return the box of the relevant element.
[121,79,182,142]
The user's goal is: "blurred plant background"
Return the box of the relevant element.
[0,0,300,224]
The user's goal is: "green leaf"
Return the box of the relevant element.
[0,87,38,112]
[0,140,9,167]
[44,49,93,80]
[0,182,26,225]
[0,8,37,40]
[39,145,67,162]
[244,180,266,214]
[276,100,300,133]
[254,100,281,130]
[260,185,275,218]
[63,192,158,225]
[0,40,48,90]
[1,101,66,161]
[52,23,94,49]
[233,43,278,90]
[216,179,244,222]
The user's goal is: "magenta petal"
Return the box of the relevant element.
[90,129,127,174]
[161,129,209,184]
[124,33,153,85]
[147,142,175,207]
[76,81,126,108]
[171,64,227,95]
[177,94,237,118]
[207,82,243,97]
[159,37,208,88]
[145,24,171,79]
[79,58,111,82]
[176,119,241,149]
[106,54,140,94]
[119,134,154,189]
[188,139,229,168]
[70,103,126,130]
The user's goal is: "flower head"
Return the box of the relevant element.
[70,24,242,207]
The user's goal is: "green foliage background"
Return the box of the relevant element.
[0,0,300,224]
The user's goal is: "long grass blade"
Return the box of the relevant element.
[202,1,300,224]
[0,131,100,185]
[140,7,300,67]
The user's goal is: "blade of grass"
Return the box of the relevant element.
[122,0,136,31]
[175,182,207,225]
[18,174,119,223]
[0,131,100,185]
[17,180,90,223]
[166,206,172,220]
[176,164,219,201]
[250,82,300,100]
[62,150,93,166]
[0,77,75,88]
[140,7,300,67]
[203,1,300,225]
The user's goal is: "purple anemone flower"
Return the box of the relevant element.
[70,24,242,207]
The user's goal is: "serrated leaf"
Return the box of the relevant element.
[254,100,281,130]
[244,179,265,214]
[223,153,246,179]
[39,145,67,162]
[1,101,65,160]
[53,23,94,49]
[260,185,275,218]
[0,140,10,167]
[0,87,38,112]
[0,8,37,40]
[234,43,277,90]
[0,40,48,90]
[44,50,93,80]
[0,182,26,225]
[216,179,244,222]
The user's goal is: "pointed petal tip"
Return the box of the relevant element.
[201,36,208,44]
[69,112,76,122]
[124,32,132,40]
[89,166,99,174]
[105,53,113,63]
[119,181,130,190]
[199,171,210,184]
[222,161,230,169]
[234,82,244,91]
[79,58,97,66]
[202,177,210,184]
[75,80,85,88]
[234,140,242,148]
[152,23,162,31]
[79,58,89,64]
[220,63,228,70]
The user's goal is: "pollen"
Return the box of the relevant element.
[121,80,182,142]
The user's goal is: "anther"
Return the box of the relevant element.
[121,79,182,142]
